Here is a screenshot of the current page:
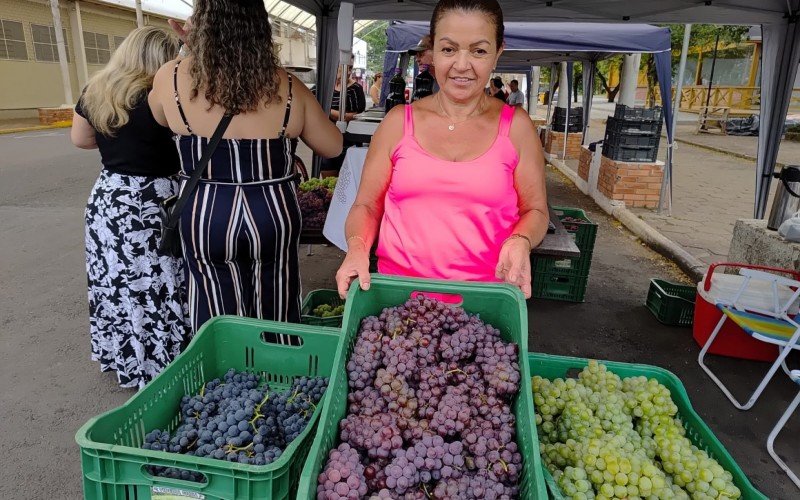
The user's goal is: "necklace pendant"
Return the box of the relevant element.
[448,124,455,131]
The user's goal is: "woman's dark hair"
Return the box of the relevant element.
[187,0,281,114]
[430,0,504,50]
[492,77,503,88]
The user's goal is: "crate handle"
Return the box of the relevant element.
[703,262,800,292]
[410,290,463,305]
[140,463,209,488]
[260,330,304,347]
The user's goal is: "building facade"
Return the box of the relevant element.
[0,0,173,119]
[0,0,321,119]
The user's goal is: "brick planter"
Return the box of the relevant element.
[598,155,664,208]
[38,107,73,125]
[544,130,582,159]
[577,146,592,181]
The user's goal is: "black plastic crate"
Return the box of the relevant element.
[602,142,659,162]
[551,120,583,133]
[552,106,583,120]
[605,116,662,136]
[603,131,661,149]
[613,104,662,122]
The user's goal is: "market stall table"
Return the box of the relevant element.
[323,147,581,259]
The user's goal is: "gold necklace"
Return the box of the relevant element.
[436,93,484,131]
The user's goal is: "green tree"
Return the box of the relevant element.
[358,21,389,75]
[643,24,750,106]
[596,55,624,102]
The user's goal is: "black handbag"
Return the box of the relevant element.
[159,114,234,257]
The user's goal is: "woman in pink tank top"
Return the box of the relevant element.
[335,0,548,299]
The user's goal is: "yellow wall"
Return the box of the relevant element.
[0,0,172,116]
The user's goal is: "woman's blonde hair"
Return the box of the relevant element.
[81,26,177,136]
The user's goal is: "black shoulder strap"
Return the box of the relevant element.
[173,60,193,134]
[280,74,293,137]
[165,114,233,228]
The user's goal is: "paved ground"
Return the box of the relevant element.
[1,128,797,498]
[546,102,786,267]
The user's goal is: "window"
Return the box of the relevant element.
[114,35,125,51]
[83,30,110,64]
[0,19,28,60]
[31,24,69,62]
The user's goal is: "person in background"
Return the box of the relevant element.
[321,64,367,176]
[369,72,382,105]
[490,76,506,101]
[411,35,435,78]
[410,34,440,94]
[335,0,548,299]
[71,26,188,389]
[507,79,525,108]
[149,0,342,331]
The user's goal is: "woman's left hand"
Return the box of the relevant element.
[495,237,532,298]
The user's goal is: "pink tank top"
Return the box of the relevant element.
[376,104,520,282]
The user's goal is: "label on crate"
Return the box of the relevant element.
[151,486,205,499]
[554,259,572,269]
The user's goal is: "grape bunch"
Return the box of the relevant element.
[299,177,336,230]
[141,370,328,479]
[300,177,338,193]
[533,360,743,499]
[319,295,522,499]
[314,303,345,317]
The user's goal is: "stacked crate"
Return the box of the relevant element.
[532,207,598,302]
[551,106,584,133]
[602,104,663,163]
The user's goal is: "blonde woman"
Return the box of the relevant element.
[71,26,188,389]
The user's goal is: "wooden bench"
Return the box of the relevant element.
[696,105,730,134]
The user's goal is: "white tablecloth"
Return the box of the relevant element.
[323,147,369,251]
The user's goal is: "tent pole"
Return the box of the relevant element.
[659,24,692,215]
[561,62,570,159]
[700,29,721,130]
[530,65,540,116]
[546,63,556,124]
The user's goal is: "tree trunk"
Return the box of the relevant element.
[645,54,657,107]
[595,68,620,102]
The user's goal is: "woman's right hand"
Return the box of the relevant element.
[335,246,371,299]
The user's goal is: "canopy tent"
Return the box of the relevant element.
[284,0,800,218]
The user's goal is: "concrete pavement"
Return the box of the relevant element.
[542,104,785,270]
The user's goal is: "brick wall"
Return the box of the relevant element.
[545,130,583,159]
[597,155,664,208]
[531,117,547,129]
[38,106,73,124]
[577,146,592,181]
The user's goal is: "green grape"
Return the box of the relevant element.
[532,361,741,500]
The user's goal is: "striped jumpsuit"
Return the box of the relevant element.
[173,61,301,332]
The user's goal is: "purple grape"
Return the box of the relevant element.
[317,443,368,500]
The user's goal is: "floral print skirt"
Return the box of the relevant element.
[84,169,190,389]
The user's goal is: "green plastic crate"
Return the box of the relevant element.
[527,352,767,500]
[532,272,589,302]
[297,275,547,499]
[646,278,696,327]
[552,206,598,253]
[532,251,594,279]
[301,289,345,328]
[75,316,341,500]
